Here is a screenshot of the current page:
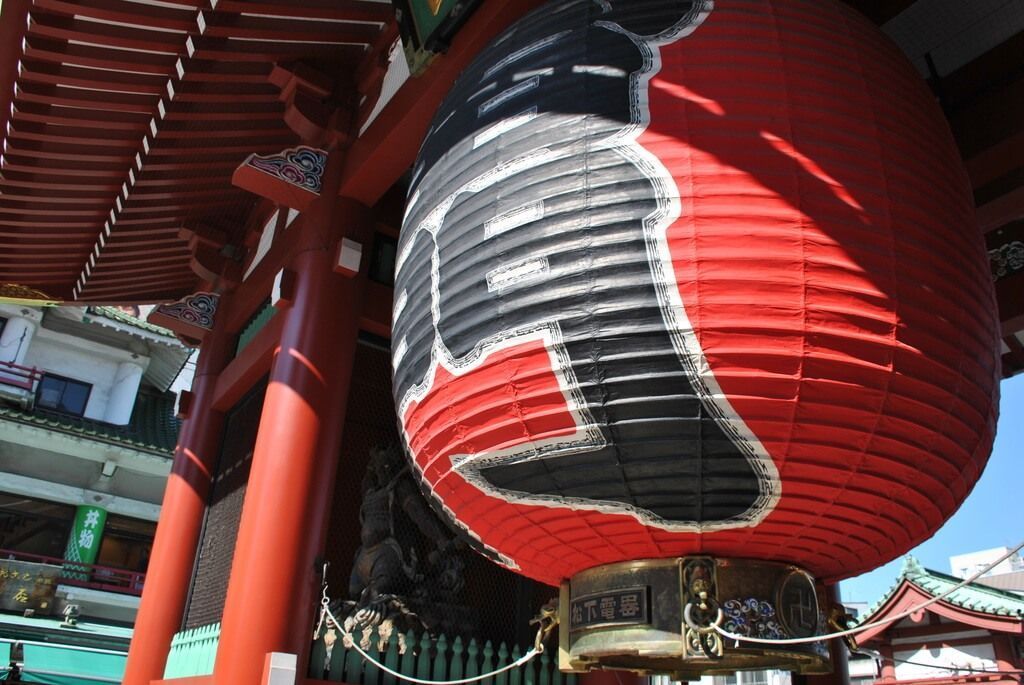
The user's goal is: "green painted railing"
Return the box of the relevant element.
[309,629,577,685]
[162,622,575,685]
[164,622,221,679]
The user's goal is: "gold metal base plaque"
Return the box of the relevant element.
[558,557,834,679]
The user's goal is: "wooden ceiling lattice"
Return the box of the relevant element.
[0,0,395,303]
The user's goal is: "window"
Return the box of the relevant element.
[36,374,92,416]
[0,316,7,338]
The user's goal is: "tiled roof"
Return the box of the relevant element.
[86,306,176,339]
[862,556,1024,620]
[0,388,180,455]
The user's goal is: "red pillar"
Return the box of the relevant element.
[123,306,235,685]
[798,585,851,685]
[992,634,1017,672]
[878,644,896,681]
[212,195,369,685]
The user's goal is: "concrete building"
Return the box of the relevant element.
[0,303,188,628]
[949,549,1024,582]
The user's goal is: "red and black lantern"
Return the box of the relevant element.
[392,0,999,602]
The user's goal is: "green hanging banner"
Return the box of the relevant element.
[64,505,107,567]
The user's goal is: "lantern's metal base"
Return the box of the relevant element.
[558,557,833,679]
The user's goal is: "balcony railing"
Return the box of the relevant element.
[0,548,146,596]
[0,360,41,392]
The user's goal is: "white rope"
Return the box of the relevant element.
[321,601,543,685]
[855,648,1024,676]
[705,539,1024,646]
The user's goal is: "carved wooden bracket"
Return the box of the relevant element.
[148,292,219,345]
[232,145,328,211]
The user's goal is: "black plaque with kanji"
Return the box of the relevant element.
[569,586,650,632]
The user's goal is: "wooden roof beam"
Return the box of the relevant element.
[68,253,188,269]
[4,275,76,286]
[0,225,99,235]
[186,35,365,62]
[154,119,286,138]
[169,83,282,103]
[80,284,191,301]
[101,217,178,230]
[93,243,187,256]
[3,139,135,163]
[177,59,270,83]
[0,191,112,204]
[160,107,284,122]
[27,12,186,53]
[32,0,197,32]
[22,37,173,74]
[14,82,158,113]
[126,187,237,202]
[0,254,83,264]
[0,175,120,192]
[141,138,294,156]
[1,155,131,177]
[161,100,284,117]
[11,101,150,129]
[1,241,95,253]
[85,263,188,282]
[209,0,393,23]
[130,158,241,173]
[2,185,115,208]
[80,274,188,292]
[8,121,142,147]
[1,266,82,277]
[119,197,244,214]
[198,12,380,44]
[0,204,108,218]
[16,60,168,95]
[0,261,86,271]
[129,174,235,189]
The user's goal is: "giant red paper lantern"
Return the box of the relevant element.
[391,0,1000,588]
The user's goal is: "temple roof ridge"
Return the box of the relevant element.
[859,555,1024,623]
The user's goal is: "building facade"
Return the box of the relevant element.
[0,303,188,677]
[855,558,1024,685]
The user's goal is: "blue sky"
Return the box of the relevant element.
[839,372,1024,607]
